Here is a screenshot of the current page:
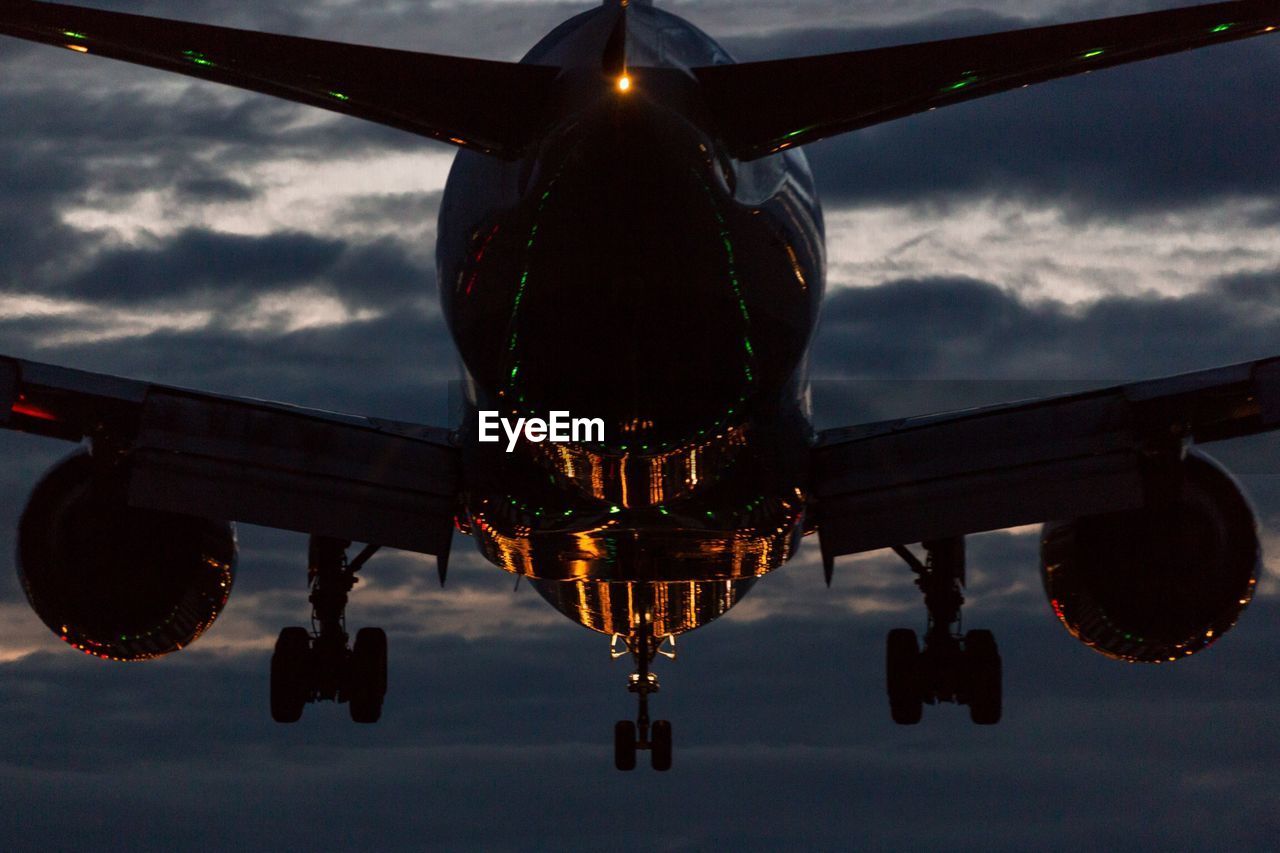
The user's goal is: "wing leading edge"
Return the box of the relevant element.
[0,0,558,156]
[811,357,1280,563]
[694,0,1280,159]
[0,356,460,557]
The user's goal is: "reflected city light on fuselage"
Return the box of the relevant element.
[530,576,757,639]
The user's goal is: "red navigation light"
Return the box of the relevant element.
[11,395,59,422]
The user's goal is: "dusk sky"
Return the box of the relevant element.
[1,1,1279,849]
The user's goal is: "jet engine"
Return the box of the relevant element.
[1040,449,1259,662]
[17,452,237,661]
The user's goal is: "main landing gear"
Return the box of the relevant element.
[885,537,1001,725]
[270,536,387,724]
[611,613,676,771]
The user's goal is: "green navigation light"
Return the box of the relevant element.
[779,124,817,142]
[182,49,215,67]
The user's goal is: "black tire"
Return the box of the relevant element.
[614,720,637,771]
[886,628,923,725]
[650,720,673,772]
[964,629,1002,725]
[349,627,388,724]
[270,627,311,723]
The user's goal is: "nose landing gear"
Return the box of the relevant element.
[611,628,675,771]
[270,536,388,724]
[885,537,1002,725]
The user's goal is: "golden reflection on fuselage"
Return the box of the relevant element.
[461,394,809,586]
[529,421,749,507]
[530,576,756,638]
[463,408,807,582]
[466,483,805,583]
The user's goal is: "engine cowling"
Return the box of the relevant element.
[17,452,237,661]
[1040,449,1259,662]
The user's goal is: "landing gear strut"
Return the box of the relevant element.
[885,537,1001,725]
[270,536,388,724]
[612,596,675,771]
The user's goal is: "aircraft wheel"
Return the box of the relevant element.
[270,626,311,723]
[650,720,673,772]
[614,720,637,771]
[964,629,1002,725]
[349,627,388,724]
[886,628,923,725]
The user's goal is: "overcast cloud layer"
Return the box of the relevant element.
[1,1,1279,849]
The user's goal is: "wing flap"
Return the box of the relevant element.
[693,0,1280,159]
[128,450,453,556]
[816,453,1144,557]
[0,355,460,555]
[0,0,558,155]
[812,356,1280,559]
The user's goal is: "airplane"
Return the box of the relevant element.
[0,0,1277,772]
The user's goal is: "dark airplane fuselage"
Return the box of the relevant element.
[438,3,825,637]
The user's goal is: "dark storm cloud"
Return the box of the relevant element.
[0,124,100,280]
[0,86,280,149]
[812,272,1280,380]
[17,223,434,310]
[1213,265,1280,302]
[59,229,344,303]
[173,174,257,203]
[328,236,437,306]
[0,206,84,283]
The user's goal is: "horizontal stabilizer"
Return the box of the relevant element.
[693,0,1280,159]
[0,0,559,156]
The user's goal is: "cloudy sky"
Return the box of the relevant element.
[1,0,1279,849]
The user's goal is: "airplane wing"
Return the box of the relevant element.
[811,356,1280,567]
[694,0,1280,159]
[0,0,558,156]
[0,355,459,558]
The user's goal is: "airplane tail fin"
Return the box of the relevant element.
[0,0,559,158]
[691,0,1279,160]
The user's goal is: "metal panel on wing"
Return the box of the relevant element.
[127,390,458,554]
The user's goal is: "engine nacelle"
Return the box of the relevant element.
[1041,449,1259,663]
[17,452,237,661]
